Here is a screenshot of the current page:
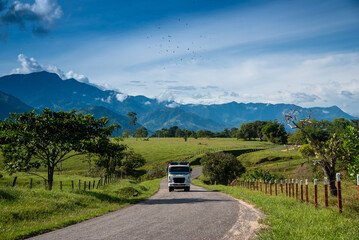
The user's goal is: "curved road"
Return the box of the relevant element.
[29,168,264,240]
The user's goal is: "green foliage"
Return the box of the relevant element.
[0,108,117,190]
[298,144,315,159]
[135,126,148,138]
[261,121,287,144]
[237,121,268,141]
[93,141,127,177]
[127,112,137,135]
[241,169,282,182]
[342,126,359,181]
[122,129,131,138]
[122,150,146,176]
[201,152,245,185]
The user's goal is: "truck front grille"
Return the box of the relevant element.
[174,178,185,183]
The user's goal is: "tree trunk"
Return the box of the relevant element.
[322,163,337,196]
[48,164,54,191]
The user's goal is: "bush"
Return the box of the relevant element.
[201,152,245,185]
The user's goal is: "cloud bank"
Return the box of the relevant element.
[11,54,90,83]
[0,0,62,38]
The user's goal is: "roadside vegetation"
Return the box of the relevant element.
[193,179,359,240]
[0,178,161,240]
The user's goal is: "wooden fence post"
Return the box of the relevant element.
[337,173,342,213]
[292,179,295,198]
[300,180,303,202]
[296,179,298,200]
[314,179,318,208]
[288,179,291,197]
[324,177,328,208]
[265,181,267,194]
[30,178,33,189]
[60,181,63,191]
[79,180,81,190]
[12,176,17,187]
[285,179,288,196]
[269,180,272,195]
[280,180,283,194]
[260,180,262,192]
[88,181,91,190]
[275,180,277,196]
[305,179,309,204]
[256,180,259,191]
[72,180,74,190]
[93,180,95,189]
[84,181,86,191]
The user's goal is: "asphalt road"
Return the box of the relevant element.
[29,167,264,240]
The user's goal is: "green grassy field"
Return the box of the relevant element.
[0,178,161,240]
[123,137,275,165]
[238,147,309,178]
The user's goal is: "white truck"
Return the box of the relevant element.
[167,162,192,192]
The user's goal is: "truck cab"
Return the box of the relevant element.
[167,162,192,192]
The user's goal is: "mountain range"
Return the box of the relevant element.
[0,71,356,133]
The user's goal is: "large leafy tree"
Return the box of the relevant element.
[285,110,349,196]
[201,152,245,185]
[261,121,287,144]
[0,109,120,190]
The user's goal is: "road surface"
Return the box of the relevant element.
[29,167,264,240]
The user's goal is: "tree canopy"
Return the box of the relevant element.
[0,108,122,190]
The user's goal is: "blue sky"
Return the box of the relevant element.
[1,0,359,116]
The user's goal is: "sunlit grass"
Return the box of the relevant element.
[193,179,359,240]
[0,178,161,240]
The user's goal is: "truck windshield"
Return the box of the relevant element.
[169,167,190,173]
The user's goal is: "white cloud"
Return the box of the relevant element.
[156,91,175,103]
[115,93,128,102]
[166,102,180,108]
[13,0,62,24]
[11,54,90,83]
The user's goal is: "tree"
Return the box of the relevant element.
[135,126,148,139]
[0,109,118,190]
[127,112,138,139]
[122,150,146,176]
[93,138,127,178]
[201,152,245,185]
[238,122,256,140]
[122,129,131,138]
[285,110,346,196]
[261,121,287,144]
[342,126,359,181]
[299,144,315,160]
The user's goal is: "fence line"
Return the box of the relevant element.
[232,173,359,214]
[7,174,124,191]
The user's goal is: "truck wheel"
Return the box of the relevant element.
[185,187,190,192]
[169,187,173,192]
